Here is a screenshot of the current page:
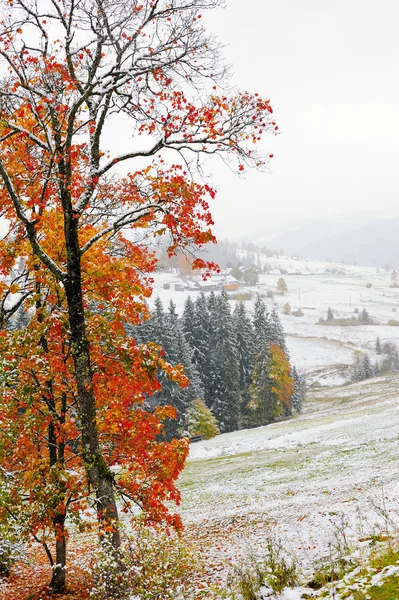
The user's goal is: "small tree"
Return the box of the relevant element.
[277,278,288,295]
[391,270,399,288]
[290,367,306,414]
[359,308,371,324]
[376,336,382,355]
[243,269,259,286]
[283,303,291,315]
[327,307,334,321]
[184,399,220,440]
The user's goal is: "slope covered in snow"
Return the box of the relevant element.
[179,375,399,583]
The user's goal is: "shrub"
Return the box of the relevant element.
[90,523,216,600]
[388,319,399,326]
[292,309,303,317]
[232,535,298,599]
[0,525,23,578]
[366,283,372,288]
[320,317,360,326]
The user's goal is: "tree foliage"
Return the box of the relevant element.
[184,399,220,440]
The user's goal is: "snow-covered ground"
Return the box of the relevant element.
[152,258,399,385]
[179,374,399,584]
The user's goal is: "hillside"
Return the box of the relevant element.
[179,375,399,596]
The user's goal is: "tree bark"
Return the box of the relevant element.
[50,514,67,593]
[63,214,120,549]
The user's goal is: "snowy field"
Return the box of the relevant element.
[152,258,399,386]
[179,374,399,586]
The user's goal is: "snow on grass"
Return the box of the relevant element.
[178,375,399,582]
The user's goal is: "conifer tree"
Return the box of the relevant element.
[233,302,255,411]
[362,353,373,378]
[253,295,273,355]
[327,306,334,321]
[211,291,240,432]
[376,336,382,355]
[247,344,276,426]
[159,304,198,437]
[193,293,214,406]
[182,296,196,349]
[270,308,287,352]
[359,308,371,325]
[291,366,306,414]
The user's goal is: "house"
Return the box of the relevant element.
[222,275,240,292]
[193,280,218,291]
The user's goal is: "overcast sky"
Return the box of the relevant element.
[202,0,399,241]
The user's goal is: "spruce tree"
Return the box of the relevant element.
[359,308,371,325]
[156,301,204,439]
[270,308,287,352]
[327,306,334,321]
[182,296,196,349]
[247,344,276,426]
[376,336,382,355]
[362,353,373,378]
[253,295,273,355]
[211,291,240,432]
[233,302,254,415]
[193,293,213,405]
[291,367,306,414]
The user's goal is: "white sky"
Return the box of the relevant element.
[203,0,399,240]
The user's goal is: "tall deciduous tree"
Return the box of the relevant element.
[0,0,275,591]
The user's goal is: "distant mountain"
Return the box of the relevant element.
[266,218,399,268]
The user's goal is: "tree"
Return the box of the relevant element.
[359,308,371,324]
[184,399,220,440]
[277,277,288,295]
[283,303,291,315]
[327,307,334,321]
[0,0,276,591]
[248,343,294,427]
[233,302,254,414]
[391,270,399,288]
[243,268,259,286]
[270,308,287,352]
[290,367,306,414]
[211,291,240,432]
[376,336,382,355]
[252,295,273,355]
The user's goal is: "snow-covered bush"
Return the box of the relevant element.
[89,521,218,599]
[0,524,24,578]
[231,535,298,599]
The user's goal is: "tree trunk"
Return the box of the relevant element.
[50,515,66,593]
[63,215,120,548]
